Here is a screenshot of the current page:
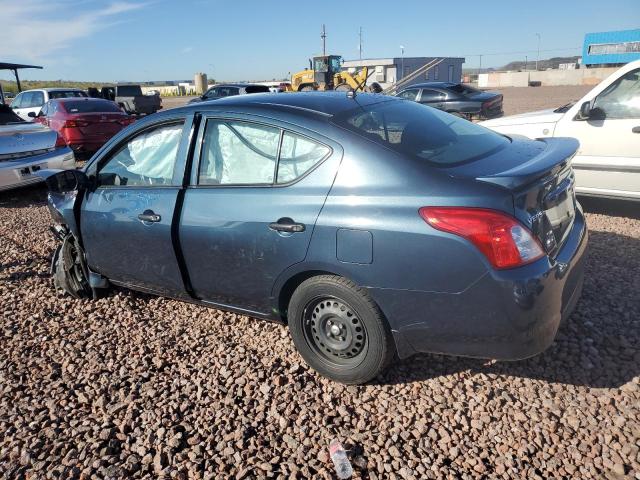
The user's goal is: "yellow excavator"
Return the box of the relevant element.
[288,55,375,92]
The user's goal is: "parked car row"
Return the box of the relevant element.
[0,103,75,192]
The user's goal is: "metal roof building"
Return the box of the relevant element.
[582,29,640,67]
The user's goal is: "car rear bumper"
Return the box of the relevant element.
[0,147,75,192]
[369,206,588,360]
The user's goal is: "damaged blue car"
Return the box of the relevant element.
[42,92,587,384]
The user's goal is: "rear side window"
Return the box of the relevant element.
[198,120,330,186]
[333,100,509,166]
[117,85,143,96]
[62,100,122,113]
[245,85,270,94]
[277,132,329,183]
[199,121,280,185]
[97,122,184,187]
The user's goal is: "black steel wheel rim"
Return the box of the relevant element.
[302,296,368,366]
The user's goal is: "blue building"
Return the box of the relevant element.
[582,29,640,67]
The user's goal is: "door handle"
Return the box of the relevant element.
[632,126,640,134]
[269,217,305,233]
[138,210,161,223]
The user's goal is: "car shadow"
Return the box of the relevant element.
[0,183,48,209]
[379,229,640,389]
[579,195,640,220]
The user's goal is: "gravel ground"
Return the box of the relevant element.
[1,87,639,479]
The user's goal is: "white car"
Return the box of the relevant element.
[481,60,640,201]
[10,88,88,121]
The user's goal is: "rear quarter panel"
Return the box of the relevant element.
[295,136,514,320]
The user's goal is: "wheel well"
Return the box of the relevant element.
[277,270,337,323]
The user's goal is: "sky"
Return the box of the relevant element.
[0,0,638,83]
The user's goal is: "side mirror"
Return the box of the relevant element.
[28,111,37,118]
[578,101,592,120]
[43,169,90,193]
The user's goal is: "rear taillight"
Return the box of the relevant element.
[420,207,544,269]
[118,117,135,126]
[55,132,67,148]
[62,120,89,128]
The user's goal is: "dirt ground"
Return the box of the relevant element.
[0,86,638,479]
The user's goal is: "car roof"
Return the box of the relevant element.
[208,83,270,88]
[401,82,458,90]
[180,91,394,117]
[49,97,112,102]
[16,87,85,94]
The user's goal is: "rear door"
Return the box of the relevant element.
[179,115,343,314]
[80,115,193,295]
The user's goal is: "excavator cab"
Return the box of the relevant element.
[313,55,342,90]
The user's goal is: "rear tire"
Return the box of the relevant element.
[288,275,395,384]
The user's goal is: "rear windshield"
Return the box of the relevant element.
[245,85,271,94]
[446,84,481,96]
[333,100,509,166]
[117,85,143,96]
[49,90,88,99]
[62,100,122,113]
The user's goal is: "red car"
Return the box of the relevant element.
[35,98,135,156]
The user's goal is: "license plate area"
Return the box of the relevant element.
[18,163,46,177]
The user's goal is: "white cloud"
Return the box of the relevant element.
[181,46,194,54]
[0,0,148,62]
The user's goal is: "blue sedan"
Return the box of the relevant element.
[41,92,587,384]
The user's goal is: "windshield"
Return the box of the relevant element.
[333,100,510,166]
[62,100,122,113]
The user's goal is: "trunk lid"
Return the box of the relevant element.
[0,123,57,158]
[67,113,127,137]
[447,137,579,257]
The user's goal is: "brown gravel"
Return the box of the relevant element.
[1,87,639,479]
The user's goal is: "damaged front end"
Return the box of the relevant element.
[36,169,97,299]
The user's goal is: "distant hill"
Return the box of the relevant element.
[463,56,581,74]
[501,56,581,71]
[0,79,109,95]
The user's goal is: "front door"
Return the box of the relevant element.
[180,116,342,314]
[558,67,640,198]
[13,91,45,121]
[80,119,189,295]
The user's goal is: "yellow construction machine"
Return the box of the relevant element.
[289,55,373,92]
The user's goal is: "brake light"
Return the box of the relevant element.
[420,207,544,269]
[62,120,89,128]
[118,117,135,126]
[55,132,67,148]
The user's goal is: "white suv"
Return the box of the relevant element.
[10,88,88,121]
[481,60,640,201]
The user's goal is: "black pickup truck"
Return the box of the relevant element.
[88,84,162,116]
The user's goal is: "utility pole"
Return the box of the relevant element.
[400,45,405,79]
[478,54,482,75]
[536,33,541,70]
[321,24,327,56]
[524,55,527,71]
[358,27,363,60]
